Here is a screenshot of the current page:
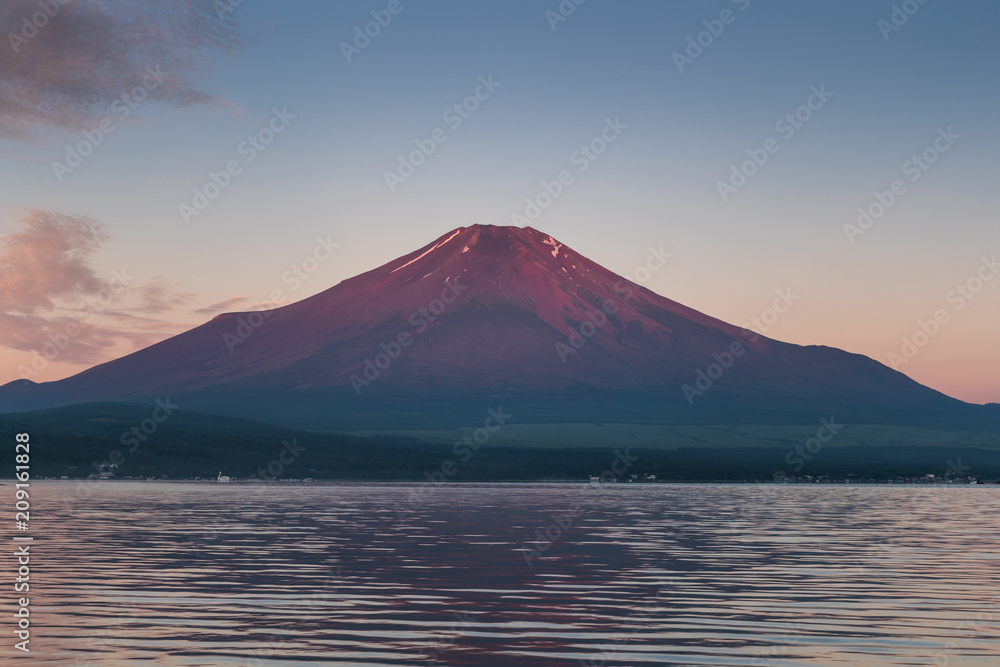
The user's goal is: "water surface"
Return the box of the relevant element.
[15,482,1000,665]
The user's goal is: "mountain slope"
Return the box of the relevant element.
[0,225,992,434]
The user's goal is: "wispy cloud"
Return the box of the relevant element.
[0,208,194,365]
[134,280,195,314]
[0,0,240,139]
[0,209,109,313]
[192,295,248,316]
[247,299,294,310]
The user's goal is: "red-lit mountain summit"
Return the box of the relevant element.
[0,225,989,432]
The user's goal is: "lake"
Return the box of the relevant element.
[14,482,1000,665]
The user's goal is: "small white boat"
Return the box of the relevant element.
[217,471,231,483]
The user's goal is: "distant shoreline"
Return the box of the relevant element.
[21,478,1000,486]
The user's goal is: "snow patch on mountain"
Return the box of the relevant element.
[391,229,462,273]
[542,235,562,258]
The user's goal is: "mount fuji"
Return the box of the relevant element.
[0,225,996,441]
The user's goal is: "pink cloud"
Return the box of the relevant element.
[246,299,294,310]
[133,279,195,314]
[0,209,109,313]
[192,295,248,316]
[0,208,195,366]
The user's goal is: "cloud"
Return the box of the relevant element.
[0,310,122,364]
[192,295,248,316]
[248,299,294,309]
[134,279,195,313]
[0,209,109,313]
[0,0,240,139]
[0,208,195,367]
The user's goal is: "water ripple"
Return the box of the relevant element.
[17,482,1000,666]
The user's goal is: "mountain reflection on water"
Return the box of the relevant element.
[22,482,1000,666]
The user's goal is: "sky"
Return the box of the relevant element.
[0,0,998,404]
